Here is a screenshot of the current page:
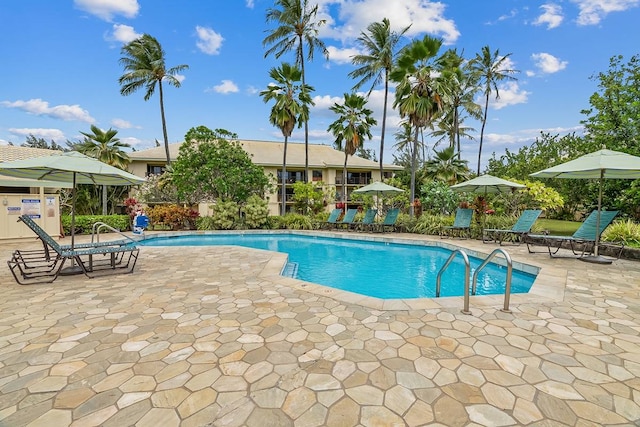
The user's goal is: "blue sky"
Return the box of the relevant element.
[1,0,638,170]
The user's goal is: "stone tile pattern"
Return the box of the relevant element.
[1,236,640,426]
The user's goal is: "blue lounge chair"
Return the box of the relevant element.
[367,208,400,233]
[353,208,377,231]
[8,215,139,285]
[335,209,358,230]
[483,209,542,245]
[440,208,474,239]
[525,210,619,257]
[318,208,342,229]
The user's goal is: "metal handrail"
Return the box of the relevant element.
[436,249,471,315]
[91,222,137,244]
[472,248,513,313]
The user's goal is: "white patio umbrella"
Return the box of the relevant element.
[530,148,640,263]
[0,151,145,271]
[451,174,526,230]
[352,181,404,217]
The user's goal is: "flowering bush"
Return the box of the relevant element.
[146,204,199,230]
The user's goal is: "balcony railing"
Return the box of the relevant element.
[335,177,371,185]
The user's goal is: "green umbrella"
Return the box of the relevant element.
[450,174,526,194]
[0,151,145,256]
[530,148,640,263]
[451,174,526,231]
[353,181,404,217]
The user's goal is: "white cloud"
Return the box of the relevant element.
[74,0,139,21]
[2,99,95,123]
[246,85,260,95]
[195,26,224,55]
[311,94,344,112]
[533,4,564,28]
[9,128,66,141]
[173,74,186,84]
[317,0,460,44]
[531,52,568,74]
[488,82,530,110]
[246,0,254,8]
[120,136,143,147]
[327,45,361,65]
[571,0,639,25]
[109,24,141,43]
[111,118,138,129]
[208,80,239,94]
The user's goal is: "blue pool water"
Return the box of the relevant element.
[140,233,536,299]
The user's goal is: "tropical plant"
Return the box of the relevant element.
[260,62,314,215]
[327,93,377,207]
[208,200,239,230]
[468,45,518,174]
[243,195,270,229]
[390,35,444,216]
[74,125,131,215]
[435,49,481,154]
[263,0,329,181]
[350,18,410,178]
[171,127,271,204]
[423,146,470,185]
[291,181,331,214]
[119,34,189,166]
[419,180,461,215]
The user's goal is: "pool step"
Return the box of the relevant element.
[282,262,298,278]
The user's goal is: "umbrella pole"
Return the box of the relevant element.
[580,170,612,264]
[60,172,83,275]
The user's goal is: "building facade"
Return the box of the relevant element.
[128,139,403,215]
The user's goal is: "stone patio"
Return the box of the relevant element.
[1,231,640,426]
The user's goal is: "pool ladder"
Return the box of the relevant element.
[436,248,513,314]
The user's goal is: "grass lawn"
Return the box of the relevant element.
[537,219,581,236]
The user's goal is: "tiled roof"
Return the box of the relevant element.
[0,145,63,162]
[128,139,403,170]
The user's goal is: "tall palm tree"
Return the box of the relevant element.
[260,62,315,215]
[76,125,131,215]
[468,45,518,174]
[424,146,470,185]
[119,34,188,166]
[436,49,482,154]
[327,93,377,208]
[431,112,476,151]
[390,35,444,216]
[263,0,329,182]
[349,18,410,179]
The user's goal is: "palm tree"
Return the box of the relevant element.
[468,45,518,174]
[424,146,470,185]
[119,34,188,166]
[390,35,444,216]
[76,125,131,215]
[436,49,482,154]
[327,93,377,208]
[260,63,315,215]
[431,112,476,151]
[263,0,329,182]
[349,18,409,179]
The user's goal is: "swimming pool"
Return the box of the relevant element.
[139,233,537,299]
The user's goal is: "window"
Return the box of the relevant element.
[147,164,166,175]
[312,170,323,181]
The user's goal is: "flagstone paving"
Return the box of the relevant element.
[1,231,640,426]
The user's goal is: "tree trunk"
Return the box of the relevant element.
[343,152,348,211]
[282,136,288,216]
[410,126,419,217]
[102,185,108,216]
[379,72,389,180]
[477,92,490,175]
[158,81,171,166]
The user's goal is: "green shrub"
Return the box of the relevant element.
[410,213,449,235]
[602,219,640,248]
[281,213,313,230]
[146,204,199,230]
[209,201,239,230]
[265,215,286,230]
[61,215,130,235]
[395,212,417,233]
[243,195,269,229]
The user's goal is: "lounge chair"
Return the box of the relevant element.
[353,208,377,231]
[525,210,619,258]
[367,208,400,233]
[318,208,342,229]
[335,208,358,230]
[8,215,139,285]
[440,208,473,239]
[483,209,542,245]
